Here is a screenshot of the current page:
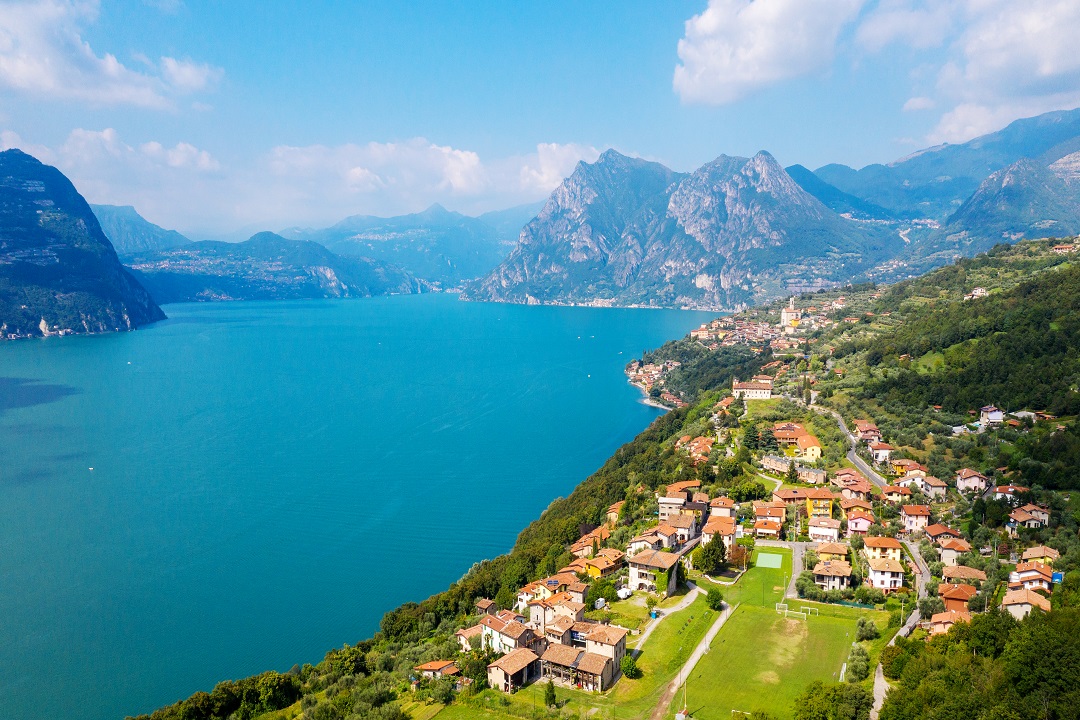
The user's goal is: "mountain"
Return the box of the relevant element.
[0,149,165,339]
[478,201,546,241]
[90,204,191,257]
[467,149,895,310]
[126,232,426,304]
[280,204,511,287]
[815,107,1080,219]
[785,164,902,220]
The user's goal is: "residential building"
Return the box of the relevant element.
[891,458,926,476]
[773,488,807,506]
[627,549,681,596]
[869,442,894,465]
[955,468,989,494]
[847,508,874,537]
[455,625,483,652]
[816,542,848,562]
[812,560,852,591]
[925,524,962,543]
[762,454,792,475]
[900,505,931,533]
[476,598,496,616]
[840,479,874,502]
[709,496,737,518]
[980,406,1004,425]
[1018,504,1050,525]
[487,648,540,693]
[853,419,882,443]
[839,497,873,517]
[480,613,538,655]
[1008,508,1044,535]
[1010,562,1053,592]
[414,660,459,680]
[938,537,972,566]
[539,644,613,692]
[796,434,822,462]
[658,494,687,523]
[993,484,1030,502]
[939,583,978,612]
[701,515,736,552]
[920,475,948,499]
[805,488,835,518]
[1022,546,1060,565]
[1002,588,1051,620]
[754,519,782,539]
[732,379,772,400]
[808,517,841,543]
[863,536,903,562]
[799,466,827,484]
[606,501,624,526]
[929,610,971,636]
[666,513,697,544]
[882,486,912,504]
[867,557,904,593]
[942,565,986,585]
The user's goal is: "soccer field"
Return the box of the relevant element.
[672,605,856,719]
[756,552,783,568]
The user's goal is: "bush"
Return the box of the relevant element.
[706,587,724,611]
[544,679,556,707]
[621,655,642,679]
[846,645,870,683]
[855,617,880,641]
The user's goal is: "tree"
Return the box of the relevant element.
[706,587,724,611]
[745,425,760,449]
[794,681,873,720]
[846,645,870,683]
[697,535,727,575]
[855,617,880,641]
[760,429,778,452]
[544,679,556,707]
[786,462,799,484]
[620,654,642,679]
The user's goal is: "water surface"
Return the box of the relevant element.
[0,294,711,719]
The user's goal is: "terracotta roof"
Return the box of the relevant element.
[1022,545,1060,561]
[456,624,483,639]
[754,520,782,532]
[628,549,681,570]
[1014,561,1053,578]
[883,486,912,496]
[938,537,972,552]
[703,515,736,536]
[576,652,611,676]
[797,434,821,449]
[1002,588,1051,612]
[864,536,902,549]
[755,506,785,520]
[585,624,628,646]
[930,609,971,626]
[415,660,457,673]
[957,468,986,480]
[902,505,931,516]
[813,560,852,577]
[868,557,904,573]
[942,565,986,582]
[939,583,978,601]
[815,542,849,556]
[488,648,538,675]
[667,514,695,529]
[925,524,961,538]
[541,643,582,667]
[804,488,835,500]
[710,496,735,507]
[546,615,575,634]
[809,517,841,529]
[655,523,677,536]
[476,598,495,610]
[848,508,875,522]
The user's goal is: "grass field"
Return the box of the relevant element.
[668,605,857,719]
[690,547,792,609]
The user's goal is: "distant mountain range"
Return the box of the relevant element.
[469,108,1080,309]
[0,149,165,339]
[91,204,192,257]
[126,232,425,303]
[279,203,523,288]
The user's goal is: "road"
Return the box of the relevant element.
[871,541,929,719]
[817,406,888,488]
[648,601,738,720]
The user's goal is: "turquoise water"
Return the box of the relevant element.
[0,294,711,720]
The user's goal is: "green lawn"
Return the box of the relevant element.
[691,547,793,609]
[670,605,857,719]
[745,399,782,421]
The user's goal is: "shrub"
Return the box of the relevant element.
[706,587,724,611]
[621,655,642,679]
[855,617,880,641]
[846,645,870,683]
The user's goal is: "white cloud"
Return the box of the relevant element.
[902,96,936,111]
[0,0,221,107]
[1,130,600,236]
[855,0,956,52]
[673,0,865,105]
[161,57,222,93]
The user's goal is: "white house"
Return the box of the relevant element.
[812,560,852,591]
[900,505,930,533]
[627,549,681,596]
[955,468,988,494]
[1010,562,1053,593]
[1002,588,1051,620]
[658,494,686,522]
[869,442,894,465]
[732,379,772,400]
[700,515,736,553]
[867,557,904,593]
[807,517,841,543]
[980,406,1004,426]
[920,475,948,499]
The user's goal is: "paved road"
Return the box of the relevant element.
[648,601,738,720]
[870,663,888,720]
[902,539,931,600]
[818,407,888,488]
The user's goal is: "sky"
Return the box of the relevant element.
[2,0,1080,238]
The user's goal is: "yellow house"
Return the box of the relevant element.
[862,536,903,563]
[805,488,834,518]
[816,542,848,562]
[797,434,822,462]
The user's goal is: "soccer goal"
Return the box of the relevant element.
[775,602,788,614]
[800,606,820,616]
[784,609,807,620]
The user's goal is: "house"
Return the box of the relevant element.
[480,613,538,655]
[606,501,624,526]
[863,536,903,562]
[891,458,926,476]
[585,624,628,668]
[955,468,989,494]
[584,555,618,579]
[938,537,972,566]
[925,524,962,544]
[570,526,611,557]
[653,524,679,548]
[867,557,904,593]
[1010,562,1053,592]
[627,549,681,596]
[853,419,882,443]
[839,497,873,517]
[816,542,848,562]
[798,466,827,484]
[882,486,912,504]
[808,517,842,543]
[762,454,792,475]
[1008,508,1043,534]
[980,406,1004,425]
[929,610,971,636]
[455,625,483,652]
[846,508,874,537]
[1017,504,1050,525]
[476,598,497,616]
[993,484,1029,502]
[804,488,835,518]
[666,513,698,544]
[701,515,737,552]
[796,434,822,462]
[900,505,931,533]
[1051,243,1076,254]
[709,496,737,518]
[840,479,874,502]
[539,643,614,692]
[773,422,808,446]
[542,615,575,646]
[773,488,807,506]
[812,560,852,591]
[754,519,782,539]
[833,467,865,488]
[658,494,687,523]
[732,379,772,400]
[487,648,540,693]
[869,442,894,465]
[942,565,986,585]
[414,660,459,680]
[939,583,978,612]
[920,475,948,499]
[1022,546,1060,565]
[1002,588,1051,620]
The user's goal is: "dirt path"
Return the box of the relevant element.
[630,584,703,658]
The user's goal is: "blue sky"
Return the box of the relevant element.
[2,0,1079,237]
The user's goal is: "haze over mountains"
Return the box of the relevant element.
[5,107,1080,338]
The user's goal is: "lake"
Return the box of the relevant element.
[0,294,712,720]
